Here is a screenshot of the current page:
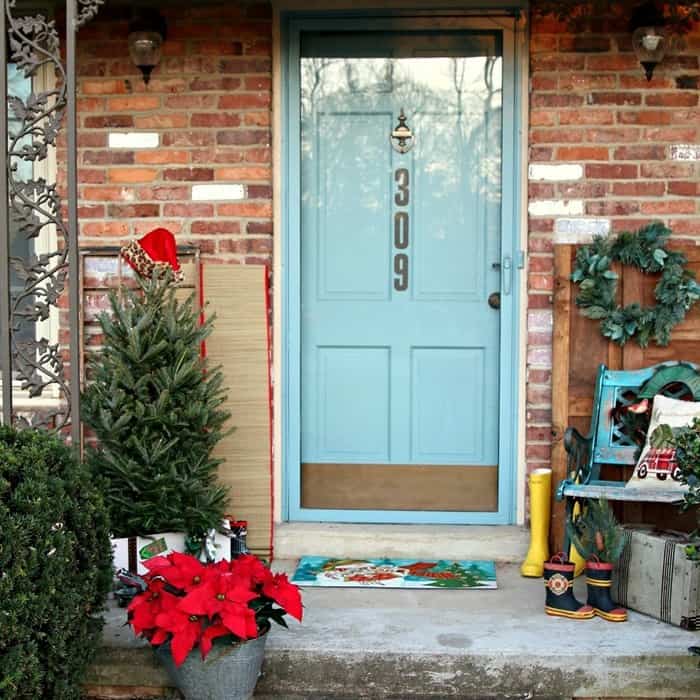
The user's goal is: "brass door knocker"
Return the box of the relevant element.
[391,109,414,154]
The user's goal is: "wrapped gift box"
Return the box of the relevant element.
[112,531,232,575]
[612,526,700,630]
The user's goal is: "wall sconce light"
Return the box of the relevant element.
[630,1,667,81]
[128,8,167,85]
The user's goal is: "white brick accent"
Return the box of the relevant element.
[554,218,611,244]
[528,200,585,217]
[670,144,700,161]
[528,164,584,181]
[191,184,247,201]
[108,132,159,149]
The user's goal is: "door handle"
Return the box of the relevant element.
[502,255,512,296]
[488,292,501,310]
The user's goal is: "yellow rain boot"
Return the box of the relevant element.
[521,468,552,577]
[568,501,586,577]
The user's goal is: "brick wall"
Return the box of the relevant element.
[525,15,700,479]
[72,1,273,264]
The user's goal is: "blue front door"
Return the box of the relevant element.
[289,25,516,523]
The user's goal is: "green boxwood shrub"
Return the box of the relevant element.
[0,426,112,699]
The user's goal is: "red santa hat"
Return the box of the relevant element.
[120,228,184,282]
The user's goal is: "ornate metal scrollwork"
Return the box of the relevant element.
[4,0,103,430]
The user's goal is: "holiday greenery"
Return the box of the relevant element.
[571,223,700,348]
[0,426,112,699]
[82,273,231,538]
[651,421,700,560]
[567,498,625,564]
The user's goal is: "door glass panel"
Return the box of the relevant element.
[299,31,503,515]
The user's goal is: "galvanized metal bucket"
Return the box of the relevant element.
[156,632,267,700]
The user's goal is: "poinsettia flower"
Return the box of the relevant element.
[154,608,205,667]
[229,554,274,587]
[179,572,259,640]
[200,621,233,658]
[144,552,210,592]
[128,578,178,636]
[262,573,303,622]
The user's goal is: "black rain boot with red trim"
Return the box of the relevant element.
[544,554,594,620]
[586,559,627,622]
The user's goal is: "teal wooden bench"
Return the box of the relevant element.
[557,361,699,549]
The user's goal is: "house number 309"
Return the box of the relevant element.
[393,168,409,292]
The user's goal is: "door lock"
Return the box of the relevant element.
[488,292,501,310]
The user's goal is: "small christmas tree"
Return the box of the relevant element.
[566,498,624,564]
[83,273,230,538]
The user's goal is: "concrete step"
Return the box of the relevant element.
[87,563,700,699]
[273,523,530,562]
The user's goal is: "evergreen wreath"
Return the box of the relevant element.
[571,222,700,348]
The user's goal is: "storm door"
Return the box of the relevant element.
[293,27,512,523]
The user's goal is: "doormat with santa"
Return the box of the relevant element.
[291,557,497,589]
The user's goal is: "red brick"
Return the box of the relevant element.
[646,92,699,107]
[137,186,190,201]
[529,146,554,161]
[612,182,666,197]
[247,185,272,199]
[81,79,128,95]
[134,114,188,129]
[107,204,160,218]
[529,218,555,233]
[641,200,697,215]
[531,54,585,72]
[217,202,272,217]
[80,221,130,236]
[618,110,672,125]
[107,168,158,183]
[669,219,700,235]
[643,126,698,141]
[556,146,609,161]
[82,186,135,201]
[584,127,641,142]
[529,256,553,273]
[529,274,553,291]
[531,128,587,144]
[191,113,241,127]
[559,110,614,125]
[134,150,190,165]
[613,145,666,160]
[586,54,639,71]
[531,74,558,90]
[640,163,694,178]
[191,221,241,235]
[163,203,215,217]
[78,205,105,218]
[667,181,700,197]
[218,93,271,109]
[215,166,271,181]
[163,168,214,181]
[590,92,641,106]
[189,77,242,91]
[532,93,584,107]
[559,74,616,90]
[557,181,609,197]
[243,148,271,163]
[530,110,557,127]
[586,200,640,216]
[84,115,134,128]
[526,444,552,460]
[165,95,218,109]
[529,237,553,254]
[83,150,134,165]
[246,220,273,235]
[243,112,271,127]
[585,163,637,179]
[107,96,160,111]
[162,131,216,147]
[529,183,555,199]
[78,169,107,183]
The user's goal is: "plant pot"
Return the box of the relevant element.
[156,632,267,700]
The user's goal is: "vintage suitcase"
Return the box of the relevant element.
[612,526,700,629]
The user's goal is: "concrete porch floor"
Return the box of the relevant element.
[87,563,700,700]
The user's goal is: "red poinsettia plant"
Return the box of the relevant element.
[127,552,303,666]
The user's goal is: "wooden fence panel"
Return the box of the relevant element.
[551,243,700,549]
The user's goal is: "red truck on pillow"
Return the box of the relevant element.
[636,448,683,481]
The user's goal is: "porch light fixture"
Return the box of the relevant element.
[128,8,167,85]
[629,1,668,81]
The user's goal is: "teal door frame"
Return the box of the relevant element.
[281,11,525,524]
